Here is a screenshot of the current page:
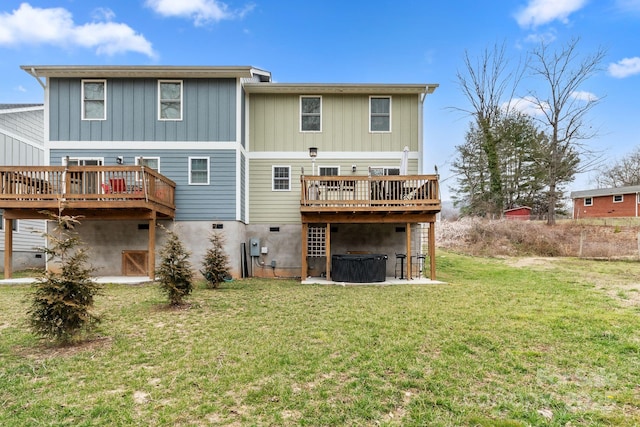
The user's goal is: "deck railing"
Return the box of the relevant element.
[301,174,440,212]
[0,166,175,210]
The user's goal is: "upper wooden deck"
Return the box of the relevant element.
[0,166,175,219]
[300,174,440,223]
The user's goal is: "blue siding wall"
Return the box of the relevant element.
[50,149,237,221]
[50,78,237,142]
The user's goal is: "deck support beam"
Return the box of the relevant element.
[4,218,12,279]
[148,212,156,280]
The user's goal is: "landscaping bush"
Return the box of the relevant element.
[28,213,100,344]
[156,225,194,305]
[200,231,231,289]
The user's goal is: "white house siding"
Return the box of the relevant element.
[0,105,46,270]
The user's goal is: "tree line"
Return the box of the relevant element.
[451,38,606,224]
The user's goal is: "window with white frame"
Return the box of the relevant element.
[189,157,209,185]
[613,194,623,203]
[272,166,291,191]
[135,157,160,172]
[319,166,339,176]
[369,166,400,176]
[584,197,593,206]
[82,80,106,120]
[159,80,183,120]
[0,211,18,231]
[300,96,321,132]
[370,96,391,132]
[319,166,340,189]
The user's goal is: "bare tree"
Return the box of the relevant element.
[594,146,640,188]
[526,38,606,224]
[455,42,524,216]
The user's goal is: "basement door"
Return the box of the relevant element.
[122,250,148,276]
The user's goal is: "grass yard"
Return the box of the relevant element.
[1,252,640,426]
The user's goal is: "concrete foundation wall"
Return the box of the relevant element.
[246,223,415,279]
[245,224,303,279]
[0,251,45,272]
[46,220,420,280]
[49,220,246,278]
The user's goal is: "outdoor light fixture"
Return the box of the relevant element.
[309,147,318,175]
[116,156,124,165]
[352,164,357,173]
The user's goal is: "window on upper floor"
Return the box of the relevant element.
[370,96,391,132]
[584,197,593,206]
[0,211,18,232]
[159,80,183,121]
[613,194,623,203]
[272,166,291,191]
[300,96,322,132]
[82,80,106,120]
[189,157,209,185]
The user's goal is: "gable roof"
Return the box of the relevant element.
[570,185,640,199]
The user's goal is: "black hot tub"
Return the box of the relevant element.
[331,254,388,283]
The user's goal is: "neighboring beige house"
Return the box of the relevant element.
[244,83,440,280]
[0,104,46,272]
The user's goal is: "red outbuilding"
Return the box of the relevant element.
[503,206,532,221]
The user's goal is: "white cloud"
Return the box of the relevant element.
[146,0,254,26]
[0,3,155,57]
[571,90,598,102]
[503,96,549,117]
[515,0,588,28]
[608,57,640,78]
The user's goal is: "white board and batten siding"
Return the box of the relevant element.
[0,105,46,254]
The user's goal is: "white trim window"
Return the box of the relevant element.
[370,96,391,132]
[158,80,183,120]
[300,96,322,132]
[584,197,593,206]
[613,194,623,203]
[319,166,339,176]
[82,80,106,120]
[189,157,209,185]
[272,166,291,191]
[0,211,18,232]
[370,166,400,176]
[135,157,160,172]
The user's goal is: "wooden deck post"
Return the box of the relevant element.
[301,223,308,279]
[148,213,156,280]
[429,221,436,280]
[406,222,412,279]
[325,223,331,280]
[4,217,12,279]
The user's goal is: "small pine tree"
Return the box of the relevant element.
[156,225,194,305]
[28,213,100,344]
[200,231,231,289]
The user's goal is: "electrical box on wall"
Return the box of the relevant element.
[261,247,268,254]
[250,238,260,257]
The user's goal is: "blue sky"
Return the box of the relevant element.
[1,0,639,200]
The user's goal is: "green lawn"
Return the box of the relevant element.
[1,252,639,426]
